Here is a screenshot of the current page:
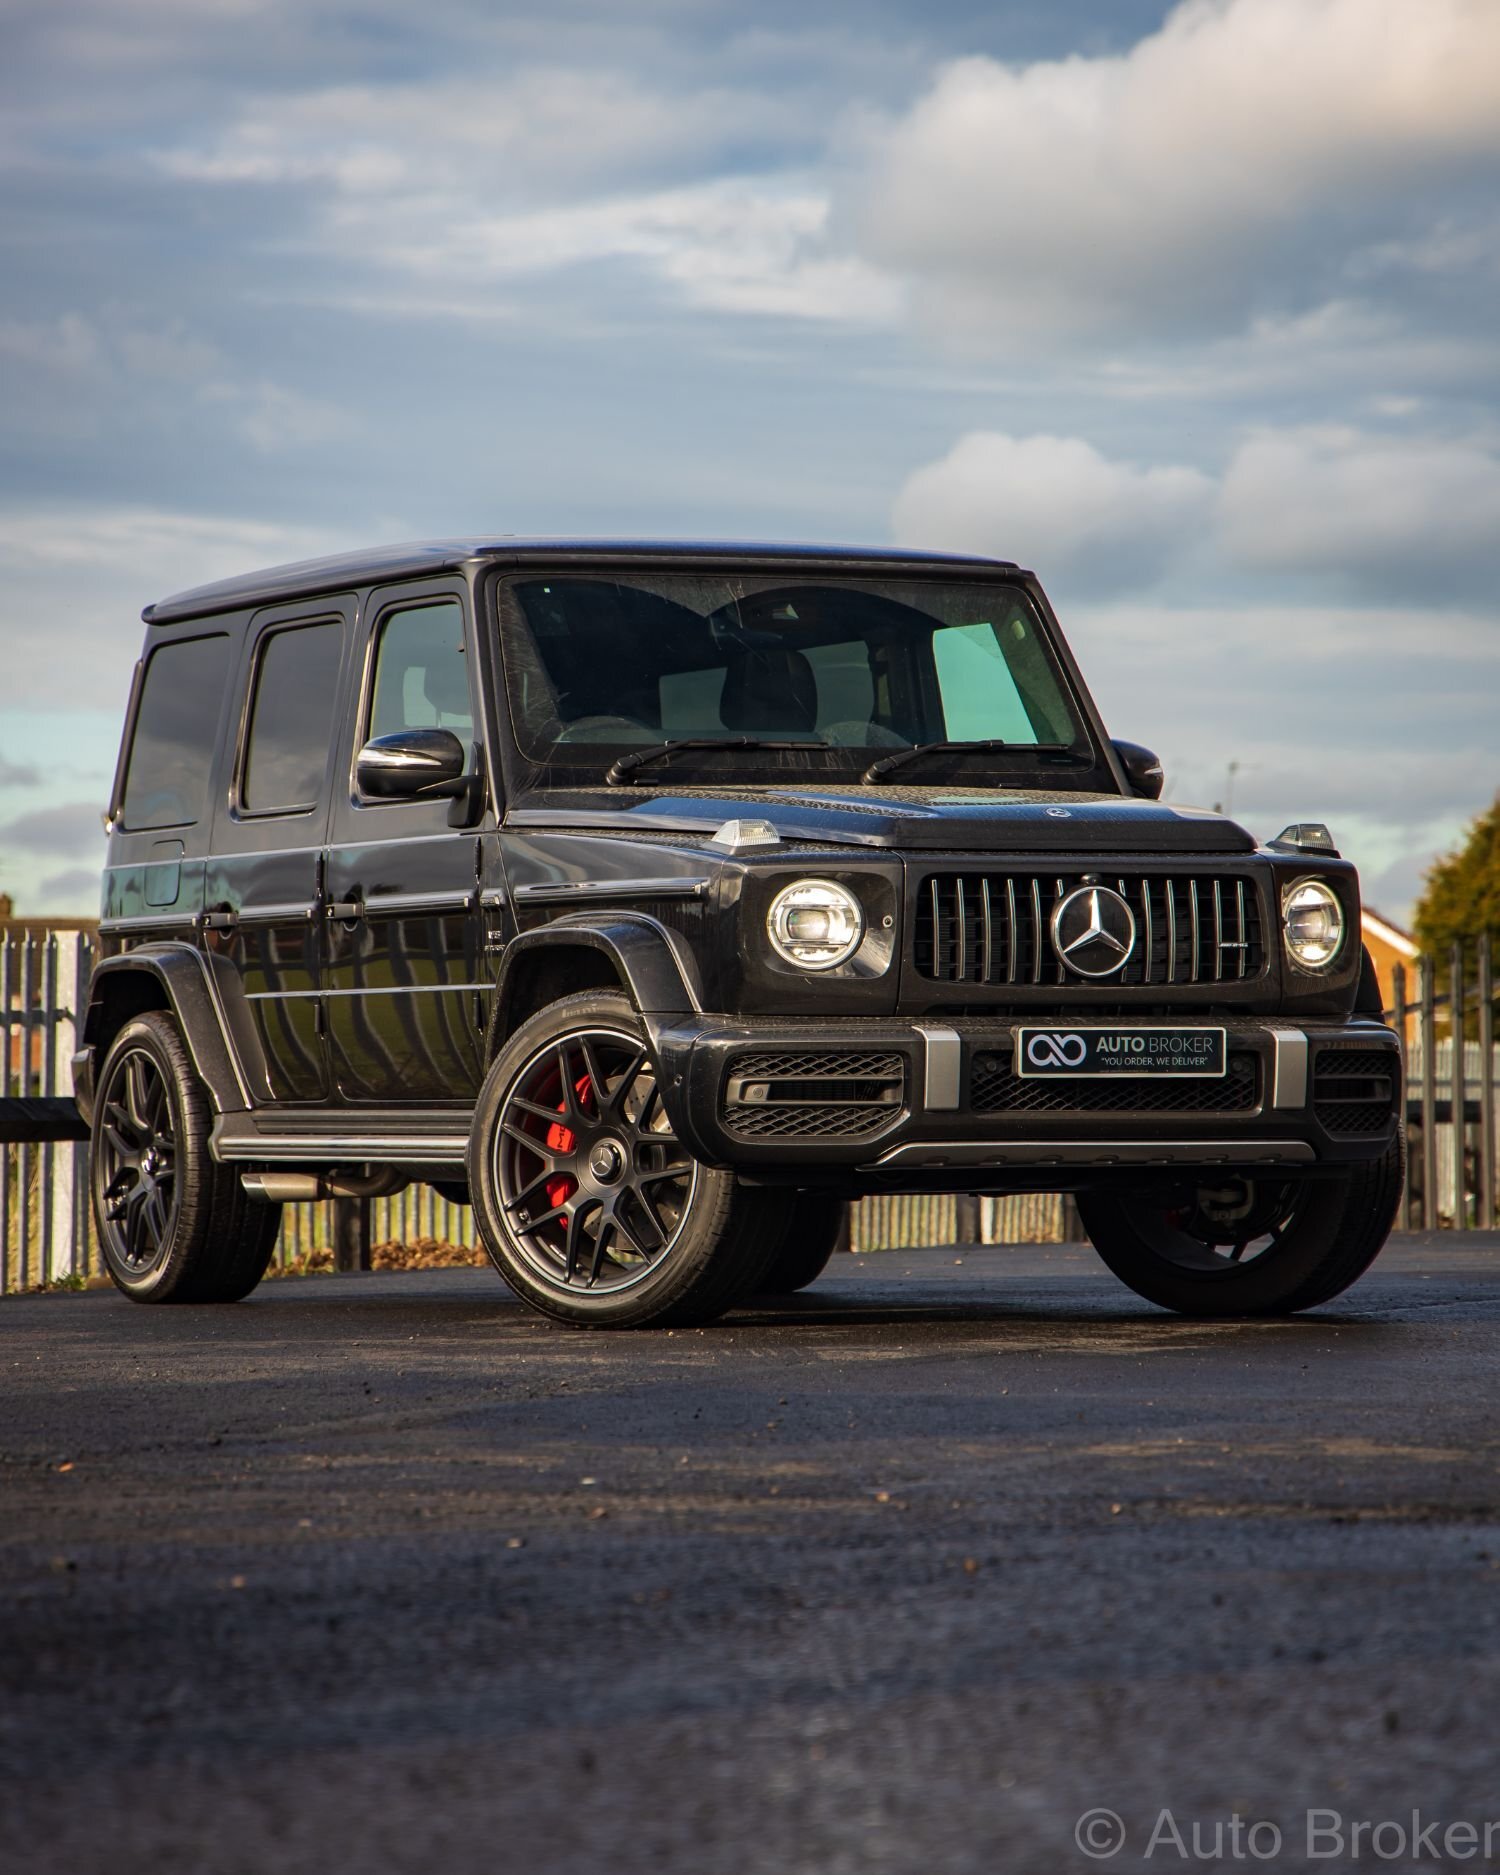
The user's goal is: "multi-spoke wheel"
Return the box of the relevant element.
[90,1012,280,1303]
[469,992,789,1327]
[95,1042,180,1272]
[1077,1136,1404,1317]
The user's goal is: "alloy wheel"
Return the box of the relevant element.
[492,1026,698,1296]
[95,1046,180,1270]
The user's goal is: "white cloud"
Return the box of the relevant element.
[0,506,345,709]
[851,0,1500,341]
[1218,425,1500,597]
[893,422,1500,601]
[890,431,1213,592]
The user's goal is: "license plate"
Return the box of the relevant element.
[1016,1027,1227,1078]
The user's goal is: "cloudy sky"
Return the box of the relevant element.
[2,0,1496,920]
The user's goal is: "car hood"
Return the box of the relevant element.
[507,786,1258,855]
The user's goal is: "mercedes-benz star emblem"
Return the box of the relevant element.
[1050,885,1137,978]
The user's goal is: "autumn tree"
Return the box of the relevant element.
[1414,793,1500,974]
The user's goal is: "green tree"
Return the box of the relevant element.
[1414,793,1500,970]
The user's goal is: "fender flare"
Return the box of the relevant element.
[82,945,254,1114]
[490,912,704,1050]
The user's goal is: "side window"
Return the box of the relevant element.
[367,600,473,743]
[241,620,344,814]
[120,633,232,831]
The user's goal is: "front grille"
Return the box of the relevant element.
[914,872,1264,987]
[721,1048,905,1143]
[1313,1046,1399,1136]
[970,1050,1260,1116]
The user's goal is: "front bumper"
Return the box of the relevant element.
[652,1014,1401,1191]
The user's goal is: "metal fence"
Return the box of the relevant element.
[4,923,1498,1293]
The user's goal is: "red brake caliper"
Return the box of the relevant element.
[544,1074,593,1211]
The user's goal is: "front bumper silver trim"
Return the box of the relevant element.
[867,1139,1318,1171]
[1270,1029,1309,1108]
[914,1025,962,1110]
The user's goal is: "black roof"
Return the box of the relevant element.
[142,537,1023,625]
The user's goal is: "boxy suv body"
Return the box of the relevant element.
[76,539,1403,1325]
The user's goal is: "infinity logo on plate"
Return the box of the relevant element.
[1026,1032,1089,1069]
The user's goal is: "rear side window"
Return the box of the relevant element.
[120,633,232,831]
[241,620,344,813]
[367,601,473,741]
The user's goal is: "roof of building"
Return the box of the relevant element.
[142,537,1024,625]
[1362,907,1418,956]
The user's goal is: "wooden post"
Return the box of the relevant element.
[1392,961,1412,1230]
[1479,932,1495,1233]
[332,1195,372,1272]
[46,938,78,1281]
[1419,955,1438,1231]
[1451,942,1467,1230]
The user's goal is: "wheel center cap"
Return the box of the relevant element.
[588,1140,625,1183]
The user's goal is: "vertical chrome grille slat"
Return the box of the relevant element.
[1006,878,1019,983]
[954,877,967,982]
[1213,879,1224,983]
[980,877,993,985]
[1139,878,1153,985]
[1166,878,1177,984]
[1030,879,1043,984]
[1236,878,1247,981]
[1189,879,1201,983]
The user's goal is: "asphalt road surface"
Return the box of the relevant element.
[5,1235,1500,1875]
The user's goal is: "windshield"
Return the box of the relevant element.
[496,573,1099,786]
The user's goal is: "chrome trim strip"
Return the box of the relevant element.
[869,1139,1317,1170]
[915,1025,962,1111]
[98,913,199,933]
[513,877,710,903]
[244,983,489,1000]
[362,889,475,914]
[1271,1029,1309,1109]
[234,901,317,924]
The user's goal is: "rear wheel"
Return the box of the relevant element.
[468,991,789,1327]
[1077,1134,1403,1316]
[757,1194,848,1295]
[91,1012,280,1303]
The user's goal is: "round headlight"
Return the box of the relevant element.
[1283,879,1345,969]
[766,879,865,970]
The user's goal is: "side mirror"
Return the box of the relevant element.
[1112,738,1165,800]
[356,729,468,800]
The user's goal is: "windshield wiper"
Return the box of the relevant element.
[605,737,826,786]
[862,739,1015,783]
[862,740,1090,782]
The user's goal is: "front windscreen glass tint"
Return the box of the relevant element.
[496,575,1088,777]
[120,633,232,831]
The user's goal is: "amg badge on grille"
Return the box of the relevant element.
[1050,885,1137,978]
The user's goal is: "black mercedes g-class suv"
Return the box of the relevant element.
[76,539,1402,1327]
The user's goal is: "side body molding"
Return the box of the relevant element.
[81,944,260,1115]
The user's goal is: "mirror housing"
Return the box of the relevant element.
[356,729,468,800]
[1112,739,1165,801]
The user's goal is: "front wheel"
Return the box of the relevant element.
[1077,1135,1404,1317]
[757,1194,849,1295]
[468,991,789,1327]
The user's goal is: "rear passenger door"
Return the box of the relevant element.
[205,601,352,1103]
[323,582,486,1103]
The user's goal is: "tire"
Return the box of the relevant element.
[757,1194,848,1295]
[90,1012,280,1303]
[468,991,791,1328]
[1077,1132,1404,1317]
